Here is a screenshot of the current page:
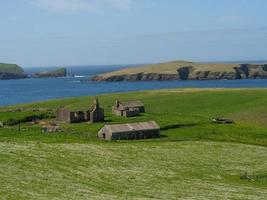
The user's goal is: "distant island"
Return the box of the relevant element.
[0,63,67,80]
[91,60,267,82]
[0,63,27,80]
[31,68,67,78]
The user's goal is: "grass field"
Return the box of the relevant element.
[1,88,267,199]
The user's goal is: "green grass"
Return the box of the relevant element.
[0,63,25,74]
[2,88,267,145]
[1,88,267,199]
[100,60,237,77]
[1,141,267,200]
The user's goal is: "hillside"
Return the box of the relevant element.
[0,88,267,199]
[0,63,27,80]
[31,67,67,78]
[91,60,267,81]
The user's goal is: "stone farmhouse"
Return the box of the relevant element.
[56,98,104,123]
[112,100,145,117]
[98,121,160,140]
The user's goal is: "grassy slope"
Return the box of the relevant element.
[0,63,24,74]
[1,141,267,200]
[1,88,267,199]
[100,61,237,77]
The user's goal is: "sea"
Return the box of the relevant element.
[1,65,267,107]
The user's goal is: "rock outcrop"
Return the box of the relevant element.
[32,68,67,78]
[234,64,267,79]
[92,73,180,81]
[91,62,267,82]
[0,63,27,80]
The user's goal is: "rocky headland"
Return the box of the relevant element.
[0,63,27,80]
[0,63,68,80]
[31,68,67,78]
[91,61,267,82]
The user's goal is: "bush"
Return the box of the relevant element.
[4,118,19,126]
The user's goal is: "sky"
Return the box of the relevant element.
[0,0,267,67]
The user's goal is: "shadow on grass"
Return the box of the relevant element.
[160,134,168,138]
[160,123,198,131]
[104,119,113,123]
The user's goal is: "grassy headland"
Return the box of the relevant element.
[0,63,27,79]
[0,88,267,199]
[91,60,267,81]
[101,61,236,76]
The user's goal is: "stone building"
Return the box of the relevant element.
[56,98,104,123]
[98,121,160,140]
[112,100,145,117]
[89,98,105,123]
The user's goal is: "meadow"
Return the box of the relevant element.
[0,88,267,199]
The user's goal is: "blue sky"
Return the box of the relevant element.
[1,0,267,67]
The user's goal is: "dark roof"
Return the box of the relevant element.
[120,101,144,108]
[103,121,159,133]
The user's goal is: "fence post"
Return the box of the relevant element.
[18,122,21,134]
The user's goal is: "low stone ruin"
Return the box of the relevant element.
[42,123,62,133]
[3,108,54,113]
[29,119,40,125]
[56,98,104,123]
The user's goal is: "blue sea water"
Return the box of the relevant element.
[1,65,267,106]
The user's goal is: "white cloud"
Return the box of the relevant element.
[30,0,133,13]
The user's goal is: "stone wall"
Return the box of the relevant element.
[123,110,140,117]
[56,108,71,123]
[112,107,123,116]
[104,130,160,140]
[90,108,104,123]
[69,111,89,123]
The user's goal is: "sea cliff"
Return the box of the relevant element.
[91,61,267,82]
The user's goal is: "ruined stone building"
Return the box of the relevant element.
[56,98,104,123]
[89,99,105,123]
[98,121,160,140]
[112,100,145,117]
